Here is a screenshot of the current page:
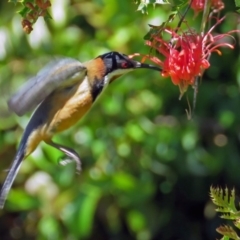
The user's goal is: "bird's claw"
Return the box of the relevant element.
[58,155,81,174]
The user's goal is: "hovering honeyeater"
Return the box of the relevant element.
[0,51,161,208]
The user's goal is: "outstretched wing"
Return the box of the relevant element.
[8,58,87,116]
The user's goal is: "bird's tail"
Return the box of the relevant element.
[0,144,25,209]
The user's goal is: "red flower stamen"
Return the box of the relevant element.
[146,17,236,97]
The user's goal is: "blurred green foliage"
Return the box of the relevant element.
[0,1,239,240]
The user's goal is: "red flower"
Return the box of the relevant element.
[146,17,235,97]
[191,0,205,15]
[190,0,224,15]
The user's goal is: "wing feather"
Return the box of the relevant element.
[8,58,87,116]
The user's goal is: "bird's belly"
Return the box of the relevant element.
[47,80,94,133]
[53,98,92,132]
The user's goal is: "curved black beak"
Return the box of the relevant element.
[133,61,162,72]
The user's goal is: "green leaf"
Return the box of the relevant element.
[44,10,52,20]
[112,172,137,191]
[76,186,101,238]
[61,185,101,238]
[38,215,62,239]
[17,6,31,17]
[235,0,240,8]
[127,210,146,233]
[7,189,40,210]
[8,0,22,4]
[210,186,239,218]
[216,225,240,240]
[136,0,169,14]
[137,3,147,12]
[211,187,240,239]
[234,219,240,230]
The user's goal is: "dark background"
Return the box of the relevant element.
[0,1,239,239]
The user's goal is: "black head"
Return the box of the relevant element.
[98,51,161,79]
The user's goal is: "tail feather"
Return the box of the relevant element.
[0,148,25,209]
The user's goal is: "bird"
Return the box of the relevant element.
[0,51,161,208]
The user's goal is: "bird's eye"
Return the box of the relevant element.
[121,61,129,68]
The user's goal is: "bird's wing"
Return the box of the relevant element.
[8,58,87,116]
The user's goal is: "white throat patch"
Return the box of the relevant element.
[104,68,133,86]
